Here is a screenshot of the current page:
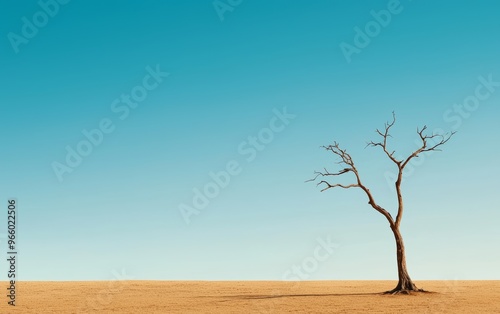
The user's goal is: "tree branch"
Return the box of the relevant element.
[392,126,455,227]
[305,167,352,183]
[401,127,456,170]
[308,142,395,227]
[309,113,455,231]
[366,111,401,166]
[316,182,359,192]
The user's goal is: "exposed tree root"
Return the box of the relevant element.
[383,288,431,295]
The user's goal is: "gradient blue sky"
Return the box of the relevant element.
[1,0,499,281]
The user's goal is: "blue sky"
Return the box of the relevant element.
[0,0,499,281]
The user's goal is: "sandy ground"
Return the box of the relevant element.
[0,280,499,313]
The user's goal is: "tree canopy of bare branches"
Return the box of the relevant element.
[308,112,455,294]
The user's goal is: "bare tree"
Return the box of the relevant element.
[308,113,455,294]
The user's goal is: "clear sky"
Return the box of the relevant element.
[0,0,499,281]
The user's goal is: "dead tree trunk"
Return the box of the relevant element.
[387,226,420,294]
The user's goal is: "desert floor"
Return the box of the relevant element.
[1,280,499,313]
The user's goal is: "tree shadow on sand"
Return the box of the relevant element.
[219,290,436,301]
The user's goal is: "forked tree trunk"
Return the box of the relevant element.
[386,226,421,294]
